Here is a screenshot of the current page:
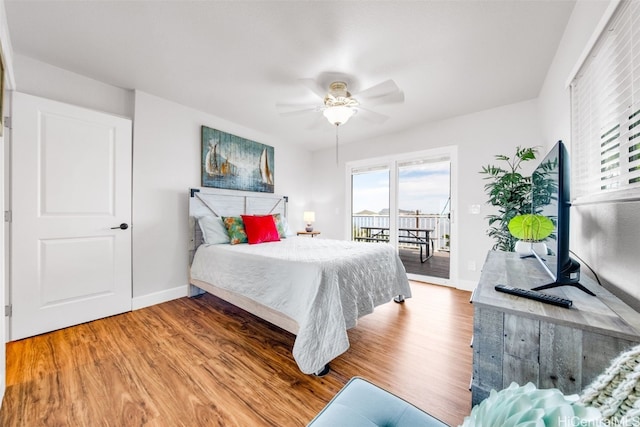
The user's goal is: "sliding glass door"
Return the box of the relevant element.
[348,148,455,284]
[397,159,450,279]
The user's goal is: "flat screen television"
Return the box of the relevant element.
[530,141,594,296]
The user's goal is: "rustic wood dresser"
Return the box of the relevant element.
[471,250,640,406]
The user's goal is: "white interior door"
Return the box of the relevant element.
[10,92,132,340]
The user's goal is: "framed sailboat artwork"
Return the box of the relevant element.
[201,126,275,193]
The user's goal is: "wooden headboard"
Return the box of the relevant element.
[188,187,288,261]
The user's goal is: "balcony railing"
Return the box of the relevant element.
[352,213,450,251]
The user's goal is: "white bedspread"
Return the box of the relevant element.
[190,237,411,374]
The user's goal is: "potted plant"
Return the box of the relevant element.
[480,146,539,251]
[507,214,554,257]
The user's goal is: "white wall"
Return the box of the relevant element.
[12,54,134,119]
[311,99,543,289]
[131,91,313,305]
[538,1,640,310]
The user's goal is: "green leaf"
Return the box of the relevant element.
[517,147,538,161]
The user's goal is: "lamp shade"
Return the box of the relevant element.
[303,211,315,223]
[323,106,356,126]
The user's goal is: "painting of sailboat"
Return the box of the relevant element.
[201,126,275,193]
[204,141,220,176]
[260,148,274,185]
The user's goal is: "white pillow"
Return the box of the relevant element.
[196,215,230,244]
[282,217,295,237]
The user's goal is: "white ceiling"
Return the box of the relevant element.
[4,0,576,151]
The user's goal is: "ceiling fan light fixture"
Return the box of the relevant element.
[323,106,356,126]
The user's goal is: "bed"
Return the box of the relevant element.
[188,187,411,375]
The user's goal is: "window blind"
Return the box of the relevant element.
[571,0,640,202]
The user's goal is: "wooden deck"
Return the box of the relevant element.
[400,248,450,279]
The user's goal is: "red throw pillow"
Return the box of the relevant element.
[241,215,281,244]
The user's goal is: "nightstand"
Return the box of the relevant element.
[297,231,320,237]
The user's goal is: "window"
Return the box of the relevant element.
[571,0,640,202]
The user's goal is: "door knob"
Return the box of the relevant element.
[111,223,129,230]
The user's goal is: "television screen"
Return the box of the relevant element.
[530,141,593,296]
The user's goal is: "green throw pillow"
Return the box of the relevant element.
[221,216,247,245]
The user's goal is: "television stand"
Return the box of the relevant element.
[470,251,640,406]
[531,282,596,296]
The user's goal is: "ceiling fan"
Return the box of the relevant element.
[276,78,405,127]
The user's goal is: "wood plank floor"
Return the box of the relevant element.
[0,281,473,426]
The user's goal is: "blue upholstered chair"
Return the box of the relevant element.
[307,377,449,427]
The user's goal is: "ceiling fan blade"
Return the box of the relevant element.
[275,102,321,117]
[277,107,319,117]
[298,78,327,99]
[356,106,389,124]
[354,79,405,106]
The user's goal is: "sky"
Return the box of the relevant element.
[352,161,450,215]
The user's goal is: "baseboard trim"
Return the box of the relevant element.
[407,274,476,293]
[132,285,189,311]
[456,279,477,292]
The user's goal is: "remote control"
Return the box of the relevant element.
[494,284,573,308]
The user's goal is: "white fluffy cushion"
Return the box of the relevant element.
[460,382,600,427]
[196,215,230,244]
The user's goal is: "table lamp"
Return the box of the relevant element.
[304,211,315,232]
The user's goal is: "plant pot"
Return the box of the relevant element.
[514,240,547,258]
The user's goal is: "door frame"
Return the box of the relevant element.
[345,146,458,287]
[9,92,133,341]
